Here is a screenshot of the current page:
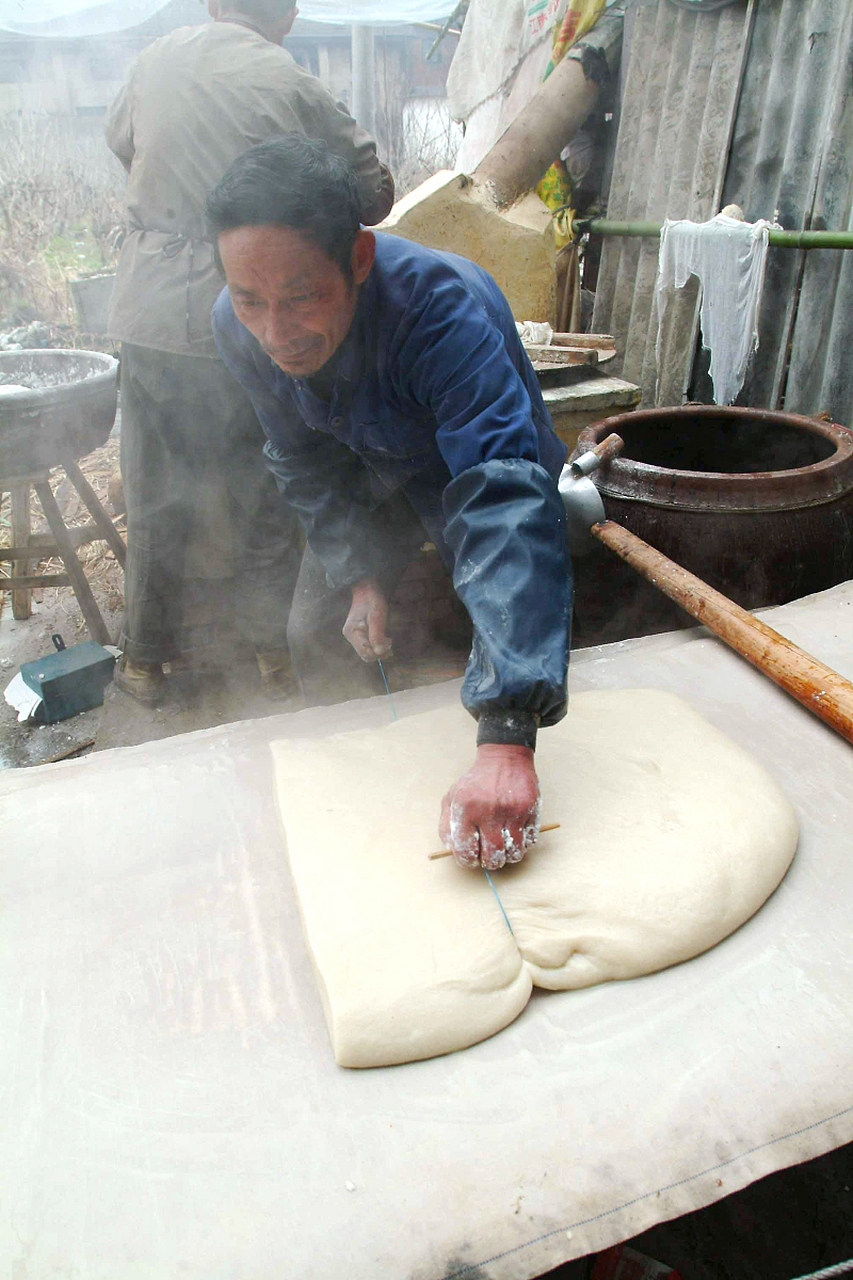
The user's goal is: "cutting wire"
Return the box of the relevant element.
[376,656,398,721]
[482,865,514,935]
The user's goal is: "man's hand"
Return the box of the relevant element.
[343,578,393,662]
[439,743,541,871]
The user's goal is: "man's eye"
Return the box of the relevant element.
[238,298,260,309]
[291,292,318,304]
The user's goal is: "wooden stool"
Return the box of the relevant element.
[1,456,126,647]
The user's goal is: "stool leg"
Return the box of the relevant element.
[33,479,111,647]
[59,454,127,568]
[10,482,33,620]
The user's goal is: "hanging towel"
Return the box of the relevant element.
[656,212,777,405]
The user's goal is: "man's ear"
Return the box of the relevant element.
[281,4,298,36]
[351,229,376,285]
[207,0,220,18]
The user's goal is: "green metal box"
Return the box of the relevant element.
[19,635,116,724]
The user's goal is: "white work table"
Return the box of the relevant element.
[2,583,853,1279]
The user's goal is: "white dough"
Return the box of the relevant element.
[270,689,798,1068]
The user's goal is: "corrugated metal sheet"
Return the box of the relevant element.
[592,0,853,425]
[725,0,853,420]
[592,0,752,405]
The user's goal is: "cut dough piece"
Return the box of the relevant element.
[271,689,798,1068]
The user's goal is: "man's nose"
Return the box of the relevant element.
[264,303,301,347]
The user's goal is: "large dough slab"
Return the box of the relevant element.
[271,689,798,1068]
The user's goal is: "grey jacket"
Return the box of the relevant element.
[106,20,392,358]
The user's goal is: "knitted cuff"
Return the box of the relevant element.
[476,709,539,751]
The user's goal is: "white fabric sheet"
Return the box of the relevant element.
[656,212,777,405]
[2,583,853,1278]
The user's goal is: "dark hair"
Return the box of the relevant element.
[205,133,361,277]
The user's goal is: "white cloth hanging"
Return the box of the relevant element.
[656,212,777,405]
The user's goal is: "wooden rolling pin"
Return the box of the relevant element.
[593,520,853,746]
[429,822,561,860]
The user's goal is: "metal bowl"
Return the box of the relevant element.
[0,348,118,479]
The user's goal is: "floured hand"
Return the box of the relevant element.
[439,743,541,871]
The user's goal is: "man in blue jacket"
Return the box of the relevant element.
[208,134,572,870]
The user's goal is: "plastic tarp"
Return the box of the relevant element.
[2,581,853,1278]
[445,0,554,170]
[447,0,621,174]
[446,0,553,123]
[0,0,451,36]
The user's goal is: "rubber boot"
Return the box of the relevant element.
[113,655,165,706]
[256,649,299,701]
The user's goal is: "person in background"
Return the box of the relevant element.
[105,0,394,704]
[207,134,572,870]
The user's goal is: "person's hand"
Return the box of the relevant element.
[439,743,541,870]
[343,578,393,662]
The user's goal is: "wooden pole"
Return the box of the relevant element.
[351,24,375,136]
[0,574,71,590]
[33,479,111,647]
[593,520,853,746]
[10,482,33,620]
[59,454,127,567]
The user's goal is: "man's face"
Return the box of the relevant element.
[218,224,374,377]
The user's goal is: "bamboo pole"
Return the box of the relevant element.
[580,217,853,251]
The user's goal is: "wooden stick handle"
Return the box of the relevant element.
[429,822,561,861]
[592,519,853,746]
[592,433,624,464]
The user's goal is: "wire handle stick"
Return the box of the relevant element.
[429,822,561,861]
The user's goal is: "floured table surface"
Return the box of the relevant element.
[2,582,853,1279]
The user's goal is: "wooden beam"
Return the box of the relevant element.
[0,574,72,590]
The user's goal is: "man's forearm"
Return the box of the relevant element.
[443,458,572,740]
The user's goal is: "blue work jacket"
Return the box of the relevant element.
[212,232,572,745]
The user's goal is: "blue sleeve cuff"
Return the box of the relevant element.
[477,709,539,750]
